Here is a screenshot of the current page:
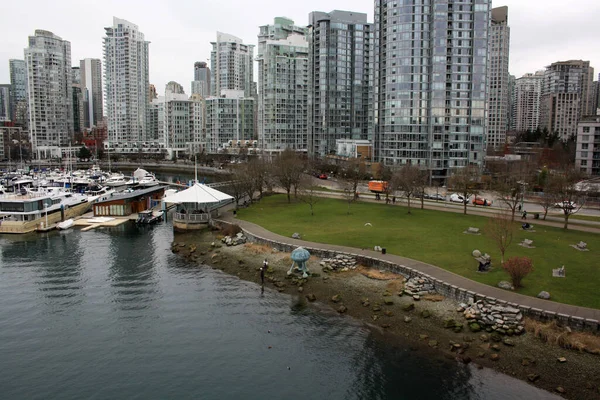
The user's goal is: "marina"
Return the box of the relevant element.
[0,164,235,234]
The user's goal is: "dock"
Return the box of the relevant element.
[73,212,131,231]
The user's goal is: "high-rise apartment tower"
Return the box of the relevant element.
[9,59,28,127]
[80,58,103,129]
[210,32,255,98]
[487,6,510,149]
[374,0,491,182]
[24,30,73,153]
[257,17,309,154]
[103,17,150,145]
[308,10,374,157]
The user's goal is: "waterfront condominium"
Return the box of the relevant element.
[24,30,73,155]
[257,17,309,154]
[486,6,510,149]
[191,61,210,97]
[103,17,150,145]
[80,58,104,129]
[307,10,374,158]
[513,71,544,133]
[205,91,254,153]
[9,59,28,127]
[210,32,255,98]
[374,0,491,183]
[540,60,594,140]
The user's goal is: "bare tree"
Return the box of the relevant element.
[548,167,588,229]
[245,157,270,200]
[227,166,252,209]
[536,170,559,220]
[340,158,366,201]
[486,212,516,264]
[272,149,305,203]
[298,176,321,216]
[492,160,534,221]
[341,182,357,215]
[393,164,427,214]
[448,166,481,215]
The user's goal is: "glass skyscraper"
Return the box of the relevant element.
[103,17,150,145]
[9,59,28,127]
[374,0,491,182]
[257,17,309,154]
[192,61,210,97]
[487,6,510,149]
[308,10,374,158]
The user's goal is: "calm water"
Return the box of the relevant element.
[0,222,558,400]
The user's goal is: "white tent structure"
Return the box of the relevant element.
[162,183,233,231]
[163,183,233,205]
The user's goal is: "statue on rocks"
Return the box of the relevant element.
[288,247,311,278]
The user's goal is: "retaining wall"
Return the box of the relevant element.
[218,221,599,334]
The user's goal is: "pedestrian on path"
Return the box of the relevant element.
[521,210,527,220]
[260,259,268,285]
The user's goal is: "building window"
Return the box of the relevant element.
[581,135,589,141]
[583,127,590,133]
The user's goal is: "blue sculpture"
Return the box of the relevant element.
[288,247,311,278]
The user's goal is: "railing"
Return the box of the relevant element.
[174,212,220,223]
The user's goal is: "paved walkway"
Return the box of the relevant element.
[221,214,600,322]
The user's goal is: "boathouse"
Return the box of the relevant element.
[93,186,166,217]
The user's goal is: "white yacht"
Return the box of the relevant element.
[104,173,130,187]
[133,168,159,188]
[0,187,91,234]
[84,185,116,203]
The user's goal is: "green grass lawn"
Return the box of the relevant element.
[238,195,600,309]
[566,214,600,223]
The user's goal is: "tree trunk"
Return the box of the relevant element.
[563,214,569,230]
[543,208,548,220]
[420,196,424,209]
[407,196,411,214]
[510,206,516,222]
[286,189,291,203]
[463,202,467,215]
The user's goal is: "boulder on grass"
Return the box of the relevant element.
[497,281,515,291]
[537,291,551,300]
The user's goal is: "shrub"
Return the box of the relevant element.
[220,223,241,237]
[502,256,534,289]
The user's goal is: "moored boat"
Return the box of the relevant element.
[56,218,74,230]
[0,187,91,234]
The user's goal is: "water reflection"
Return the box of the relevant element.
[107,223,160,314]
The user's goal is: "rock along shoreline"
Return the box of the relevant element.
[171,228,600,400]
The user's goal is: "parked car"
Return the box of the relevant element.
[472,196,492,206]
[554,201,577,209]
[318,173,328,180]
[424,193,445,201]
[449,193,468,204]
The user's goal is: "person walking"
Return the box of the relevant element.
[260,259,268,285]
[521,210,527,220]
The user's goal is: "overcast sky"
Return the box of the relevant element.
[1,0,599,94]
